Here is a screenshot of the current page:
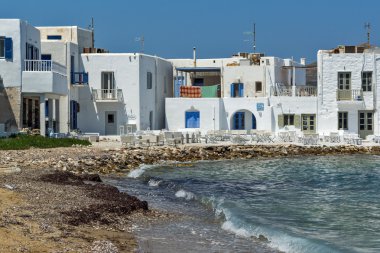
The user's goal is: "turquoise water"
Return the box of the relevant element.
[107,155,380,253]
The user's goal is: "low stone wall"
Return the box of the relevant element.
[2,144,379,175]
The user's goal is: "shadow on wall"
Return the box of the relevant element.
[0,79,20,132]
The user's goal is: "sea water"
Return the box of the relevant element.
[104,155,380,253]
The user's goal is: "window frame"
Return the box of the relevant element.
[0,37,4,59]
[338,72,351,90]
[361,71,372,92]
[284,114,295,126]
[255,81,263,93]
[47,35,62,40]
[338,112,348,130]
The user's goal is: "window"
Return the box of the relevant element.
[266,59,270,65]
[302,114,316,133]
[41,54,51,60]
[26,43,39,60]
[47,35,62,40]
[362,72,372,92]
[0,37,4,58]
[185,111,200,128]
[101,72,115,90]
[359,112,373,131]
[230,83,244,97]
[255,81,262,93]
[284,114,294,126]
[0,37,12,60]
[338,72,351,90]
[147,72,153,89]
[338,112,348,130]
[194,78,204,86]
[107,114,114,123]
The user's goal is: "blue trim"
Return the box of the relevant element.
[185,111,200,128]
[47,35,62,40]
[252,114,257,129]
[5,37,12,60]
[230,84,235,97]
[238,83,244,97]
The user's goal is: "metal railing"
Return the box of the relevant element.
[270,85,292,96]
[24,60,67,76]
[71,72,89,85]
[336,89,363,101]
[296,86,317,96]
[92,89,124,102]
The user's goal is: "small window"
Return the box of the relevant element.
[147,72,153,89]
[0,37,4,58]
[47,35,62,40]
[107,114,114,123]
[338,112,348,130]
[255,81,262,93]
[231,83,244,97]
[185,111,200,128]
[41,54,51,60]
[284,114,294,126]
[362,72,372,92]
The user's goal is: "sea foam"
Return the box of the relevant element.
[175,189,196,200]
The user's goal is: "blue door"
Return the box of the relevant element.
[185,111,200,128]
[252,113,257,129]
[233,112,245,129]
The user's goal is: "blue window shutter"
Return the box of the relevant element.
[230,84,234,97]
[5,37,13,60]
[239,83,244,97]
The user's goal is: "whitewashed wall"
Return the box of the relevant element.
[317,51,380,135]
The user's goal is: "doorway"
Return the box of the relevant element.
[358,111,373,138]
[105,111,117,135]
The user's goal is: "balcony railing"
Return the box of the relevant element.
[24,60,66,76]
[92,89,123,102]
[71,72,89,85]
[296,86,317,96]
[336,89,363,101]
[270,85,292,96]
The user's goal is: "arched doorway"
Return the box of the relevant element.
[231,110,256,130]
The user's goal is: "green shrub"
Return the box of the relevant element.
[0,135,91,150]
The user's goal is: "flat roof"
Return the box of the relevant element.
[176,67,221,73]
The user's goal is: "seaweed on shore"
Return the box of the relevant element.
[39,171,102,186]
[39,171,148,226]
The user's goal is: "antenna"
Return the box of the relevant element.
[89,17,95,48]
[364,22,371,46]
[243,22,256,53]
[135,36,145,53]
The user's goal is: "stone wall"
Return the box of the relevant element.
[0,86,21,132]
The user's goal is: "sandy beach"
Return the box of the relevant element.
[1,142,380,252]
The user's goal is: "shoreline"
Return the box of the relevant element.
[1,143,380,252]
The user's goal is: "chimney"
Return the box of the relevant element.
[193,47,197,67]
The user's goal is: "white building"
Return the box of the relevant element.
[0,19,68,136]
[318,45,380,138]
[36,26,93,133]
[78,53,173,135]
[166,53,317,134]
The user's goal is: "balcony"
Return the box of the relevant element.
[271,84,317,97]
[92,89,124,102]
[296,86,317,97]
[71,72,89,85]
[22,60,67,95]
[336,89,363,101]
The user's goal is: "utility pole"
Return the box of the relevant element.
[243,22,256,53]
[88,17,95,49]
[364,22,371,46]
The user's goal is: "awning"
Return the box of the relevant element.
[176,67,221,73]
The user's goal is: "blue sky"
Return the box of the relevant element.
[2,0,379,62]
